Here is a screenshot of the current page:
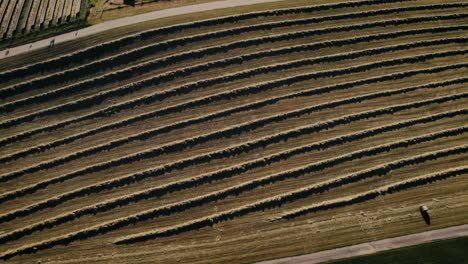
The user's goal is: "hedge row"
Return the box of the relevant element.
[1,59,466,167]
[1,136,465,260]
[1,49,465,185]
[3,22,467,115]
[1,40,466,147]
[2,2,463,99]
[0,0,407,84]
[115,145,468,244]
[0,77,465,212]
[0,108,464,244]
[2,13,466,121]
[2,26,465,151]
[0,89,465,226]
[1,49,466,187]
[1,35,466,163]
[280,165,468,220]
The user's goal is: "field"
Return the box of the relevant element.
[331,236,468,264]
[0,0,86,42]
[0,0,467,263]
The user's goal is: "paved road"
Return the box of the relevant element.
[257,224,468,264]
[0,0,282,59]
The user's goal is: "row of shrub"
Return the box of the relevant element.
[1,49,466,188]
[281,165,468,220]
[2,35,465,164]
[0,0,407,85]
[2,132,465,260]
[0,107,464,244]
[115,145,468,244]
[2,26,465,152]
[6,157,468,260]
[1,51,464,187]
[4,23,467,118]
[0,74,465,217]
[3,12,465,123]
[2,2,462,100]
[2,53,465,165]
[1,94,465,243]
[1,41,465,155]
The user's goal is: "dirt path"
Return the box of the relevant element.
[257,224,468,264]
[0,0,282,59]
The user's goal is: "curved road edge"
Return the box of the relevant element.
[0,0,282,59]
[257,224,468,264]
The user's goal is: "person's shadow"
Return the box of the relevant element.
[420,206,431,225]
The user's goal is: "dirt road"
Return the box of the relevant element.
[0,0,281,59]
[257,224,468,264]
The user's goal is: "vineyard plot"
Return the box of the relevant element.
[0,0,85,39]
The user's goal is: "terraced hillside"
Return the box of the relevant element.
[0,0,467,263]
